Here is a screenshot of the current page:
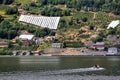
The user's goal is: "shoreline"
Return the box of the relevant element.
[0,54,120,57]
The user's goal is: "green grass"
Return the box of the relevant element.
[73,12,94,19]
[62,16,72,21]
[0,5,9,10]
[0,10,13,19]
[37,42,52,50]
[15,0,33,4]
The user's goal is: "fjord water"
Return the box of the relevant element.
[0,56,120,80]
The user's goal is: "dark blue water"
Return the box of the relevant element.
[0,56,120,80]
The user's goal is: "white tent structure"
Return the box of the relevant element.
[19,15,60,29]
[107,20,120,29]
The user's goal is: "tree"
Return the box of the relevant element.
[0,0,3,4]
[116,27,120,35]
[59,19,66,28]
[63,10,71,16]
[3,0,14,4]
[41,0,48,5]
[6,6,18,15]
[92,36,103,43]
[108,28,116,35]
[0,15,4,23]
[69,19,73,25]
[82,17,88,22]
[89,25,94,30]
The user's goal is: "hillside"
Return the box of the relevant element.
[0,0,120,54]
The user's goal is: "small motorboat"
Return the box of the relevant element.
[94,64,100,68]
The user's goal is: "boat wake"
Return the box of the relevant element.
[0,67,105,76]
[40,67,105,75]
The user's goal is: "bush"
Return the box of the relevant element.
[79,34,90,38]
[0,15,4,23]
[6,6,18,15]
[2,0,14,4]
[82,17,88,22]
[92,36,103,43]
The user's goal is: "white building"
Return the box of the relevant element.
[107,48,118,55]
[19,34,34,40]
[52,43,62,48]
[107,20,120,29]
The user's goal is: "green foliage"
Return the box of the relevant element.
[38,0,120,15]
[116,27,120,35]
[41,7,70,16]
[79,34,90,39]
[41,0,48,5]
[98,30,107,38]
[15,0,32,4]
[73,12,93,20]
[23,5,30,11]
[92,36,103,43]
[0,15,4,22]
[64,41,84,48]
[0,48,12,55]
[108,28,116,35]
[35,28,55,37]
[89,25,94,30]
[6,6,18,15]
[59,18,67,29]
[0,20,19,39]
[79,29,86,34]
[0,0,14,4]
[82,17,88,22]
[37,42,52,50]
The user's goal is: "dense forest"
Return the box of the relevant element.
[39,0,120,15]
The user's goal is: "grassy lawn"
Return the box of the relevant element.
[37,42,52,50]
[62,16,72,21]
[15,0,33,4]
[0,11,5,15]
[73,12,94,19]
[0,10,13,19]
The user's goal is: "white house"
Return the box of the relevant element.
[107,47,118,55]
[19,34,34,40]
[52,43,62,48]
[107,20,120,29]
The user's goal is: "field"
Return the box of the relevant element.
[15,0,33,4]
[73,12,94,19]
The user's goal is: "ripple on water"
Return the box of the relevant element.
[0,73,120,80]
